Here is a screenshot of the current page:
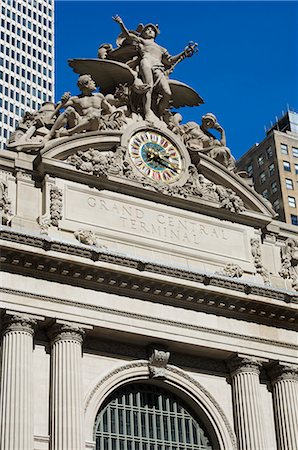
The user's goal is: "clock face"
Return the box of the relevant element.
[128,130,183,183]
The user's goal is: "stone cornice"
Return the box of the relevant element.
[1,227,297,329]
[1,286,298,352]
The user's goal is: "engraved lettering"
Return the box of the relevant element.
[157,214,165,224]
[122,205,132,217]
[82,193,236,252]
[88,197,96,207]
[136,208,144,219]
[99,199,109,211]
[140,221,149,233]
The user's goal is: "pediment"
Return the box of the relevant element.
[35,126,275,227]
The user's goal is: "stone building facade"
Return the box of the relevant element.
[0,17,298,450]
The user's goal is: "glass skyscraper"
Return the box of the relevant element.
[0,0,54,150]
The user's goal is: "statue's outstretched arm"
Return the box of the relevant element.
[112,15,133,41]
[164,42,198,66]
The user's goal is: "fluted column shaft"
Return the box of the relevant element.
[0,314,36,450]
[50,323,85,450]
[270,363,298,450]
[229,356,265,450]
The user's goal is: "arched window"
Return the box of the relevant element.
[94,383,213,450]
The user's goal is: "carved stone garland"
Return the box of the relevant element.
[66,145,245,214]
[0,180,12,225]
[250,238,270,285]
[50,185,63,227]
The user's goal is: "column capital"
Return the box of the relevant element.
[48,320,92,345]
[1,311,44,336]
[268,362,298,383]
[228,354,266,376]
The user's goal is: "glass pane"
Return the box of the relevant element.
[94,383,213,450]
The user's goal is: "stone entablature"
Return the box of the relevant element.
[1,226,297,329]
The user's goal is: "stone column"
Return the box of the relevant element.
[229,355,266,450]
[0,313,38,450]
[269,363,298,450]
[49,321,86,450]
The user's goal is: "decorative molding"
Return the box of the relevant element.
[228,355,264,376]
[50,185,63,227]
[216,263,243,278]
[85,361,147,411]
[251,238,270,285]
[1,227,297,307]
[74,229,107,250]
[48,323,85,345]
[38,214,51,235]
[84,361,237,449]
[1,286,297,351]
[122,160,245,214]
[1,313,37,335]
[166,366,237,449]
[148,348,170,379]
[66,148,121,176]
[1,232,298,329]
[268,362,298,383]
[279,238,298,291]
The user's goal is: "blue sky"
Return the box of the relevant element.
[55,1,298,159]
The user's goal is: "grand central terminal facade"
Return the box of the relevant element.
[0,16,297,450]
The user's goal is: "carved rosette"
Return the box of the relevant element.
[148,348,170,379]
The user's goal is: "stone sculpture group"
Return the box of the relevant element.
[7,15,237,173]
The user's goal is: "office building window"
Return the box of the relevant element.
[295,164,298,175]
[269,163,275,176]
[259,171,266,184]
[288,196,296,208]
[291,215,298,226]
[273,199,280,211]
[283,161,291,172]
[285,179,293,190]
[293,147,298,158]
[262,189,269,199]
[257,155,264,167]
[271,180,278,193]
[247,163,253,176]
[281,143,288,155]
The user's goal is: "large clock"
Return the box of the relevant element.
[128,130,184,184]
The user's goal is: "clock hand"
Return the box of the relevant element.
[158,156,180,172]
[157,158,178,173]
